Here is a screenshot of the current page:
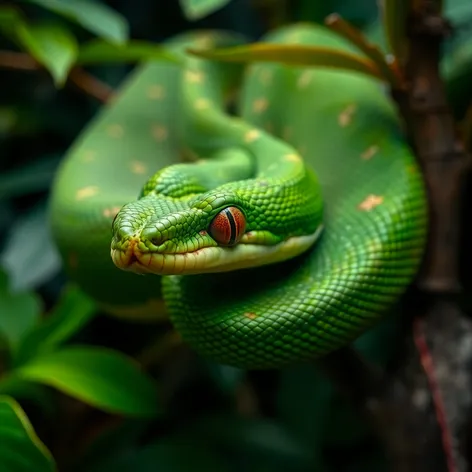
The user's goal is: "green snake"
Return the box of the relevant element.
[49,24,427,370]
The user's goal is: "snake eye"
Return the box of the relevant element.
[208,206,246,246]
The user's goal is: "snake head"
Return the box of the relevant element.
[110,188,323,276]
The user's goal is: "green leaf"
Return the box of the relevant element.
[17,23,78,86]
[14,346,160,416]
[15,285,96,366]
[0,377,56,414]
[0,9,77,86]
[0,6,23,40]
[0,154,60,200]
[77,40,180,65]
[179,0,231,21]
[0,269,42,354]
[190,43,386,82]
[0,395,55,472]
[26,0,128,44]
[0,203,61,293]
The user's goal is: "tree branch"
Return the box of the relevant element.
[318,2,472,471]
[0,50,113,103]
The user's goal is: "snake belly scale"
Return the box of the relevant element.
[49,24,427,369]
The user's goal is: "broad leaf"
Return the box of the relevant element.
[0,6,24,42]
[0,395,55,472]
[0,202,61,292]
[77,40,179,65]
[0,8,77,86]
[0,154,60,199]
[0,270,42,354]
[16,23,78,86]
[26,0,128,44]
[15,346,160,416]
[179,0,232,20]
[0,377,55,414]
[190,43,386,82]
[15,285,96,366]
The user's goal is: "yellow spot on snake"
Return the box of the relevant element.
[130,160,147,174]
[285,153,301,162]
[82,150,96,162]
[297,70,313,89]
[151,124,169,142]
[186,70,204,83]
[338,104,356,127]
[195,98,210,110]
[76,186,99,200]
[195,35,214,49]
[358,194,384,211]
[103,206,121,218]
[107,124,124,138]
[245,129,260,143]
[252,98,268,114]
[361,145,379,160]
[259,69,272,85]
[244,312,258,320]
[147,85,165,100]
[287,32,302,43]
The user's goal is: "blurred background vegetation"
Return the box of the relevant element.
[0,0,471,471]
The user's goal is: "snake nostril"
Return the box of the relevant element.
[140,227,166,247]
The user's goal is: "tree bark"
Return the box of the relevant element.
[320,1,472,471]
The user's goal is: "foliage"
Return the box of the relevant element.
[0,0,471,471]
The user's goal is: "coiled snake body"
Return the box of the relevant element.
[50,24,427,369]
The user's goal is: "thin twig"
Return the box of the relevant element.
[0,50,37,70]
[413,317,457,472]
[68,67,115,103]
[0,49,114,103]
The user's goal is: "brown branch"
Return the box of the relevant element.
[0,50,37,70]
[378,0,472,470]
[400,2,468,293]
[0,49,113,103]
[68,67,114,103]
[318,2,472,471]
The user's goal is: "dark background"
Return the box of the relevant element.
[1,1,472,471]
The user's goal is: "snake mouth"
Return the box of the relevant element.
[111,236,219,275]
[110,226,324,276]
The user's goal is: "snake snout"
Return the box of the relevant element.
[112,221,136,242]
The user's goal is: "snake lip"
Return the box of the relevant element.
[111,226,325,276]
[111,238,155,274]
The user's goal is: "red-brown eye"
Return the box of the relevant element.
[208,206,246,246]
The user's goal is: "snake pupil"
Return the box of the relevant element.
[209,206,246,246]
